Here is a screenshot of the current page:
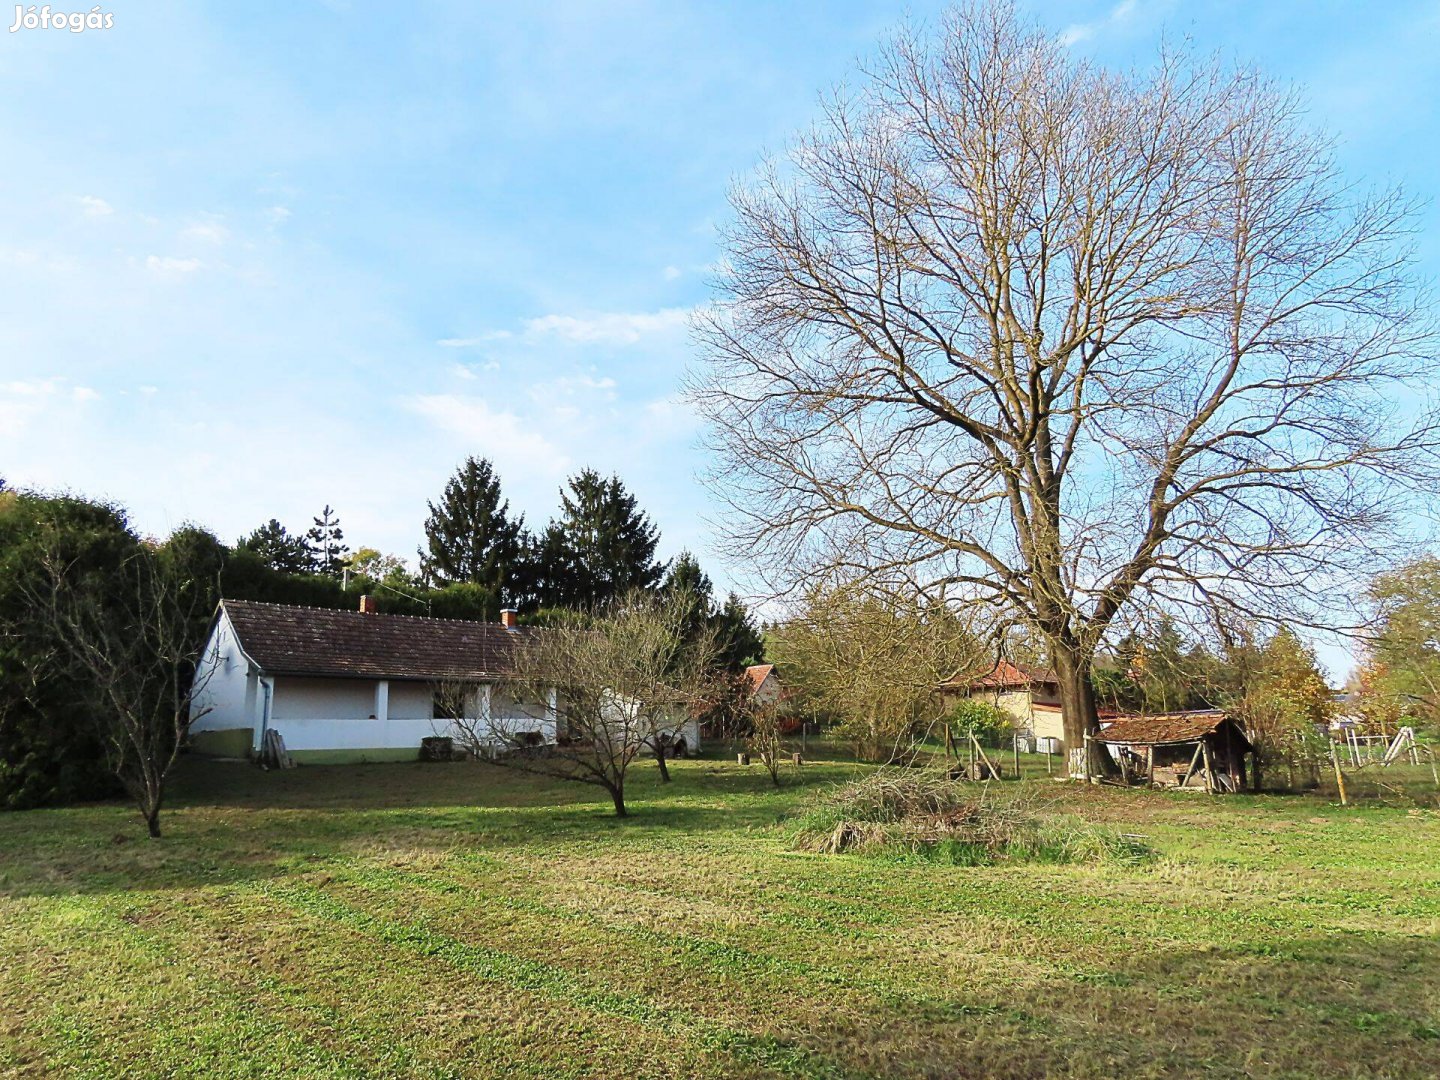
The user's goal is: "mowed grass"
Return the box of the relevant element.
[2,754,1439,1079]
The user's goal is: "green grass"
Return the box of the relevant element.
[2,753,1439,1078]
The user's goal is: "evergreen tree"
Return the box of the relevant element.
[420,457,525,598]
[537,470,664,609]
[663,551,715,647]
[305,505,349,578]
[237,519,311,575]
[714,592,765,671]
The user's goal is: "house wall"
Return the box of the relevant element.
[188,611,259,758]
[263,677,565,762]
[268,675,428,762]
[966,686,1066,749]
[753,673,781,708]
[388,682,434,721]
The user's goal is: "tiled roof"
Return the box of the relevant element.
[941,659,1058,691]
[744,663,775,693]
[1094,710,1230,746]
[222,600,539,681]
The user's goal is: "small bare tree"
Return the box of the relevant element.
[745,697,789,787]
[767,582,986,762]
[451,591,716,816]
[28,543,215,837]
[692,1,1439,774]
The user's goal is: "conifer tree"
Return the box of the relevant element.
[714,592,765,672]
[237,519,311,576]
[420,457,526,598]
[537,470,664,609]
[305,505,349,578]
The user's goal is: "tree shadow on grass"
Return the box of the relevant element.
[0,757,827,899]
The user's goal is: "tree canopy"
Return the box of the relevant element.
[691,0,1438,773]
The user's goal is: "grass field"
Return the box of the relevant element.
[2,752,1439,1079]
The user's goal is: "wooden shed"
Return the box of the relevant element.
[1092,710,1253,793]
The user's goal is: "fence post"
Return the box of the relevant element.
[1329,742,1348,807]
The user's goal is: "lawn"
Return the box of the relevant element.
[2,753,1438,1079]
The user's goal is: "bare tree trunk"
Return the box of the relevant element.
[1054,643,1105,778]
[608,784,628,817]
[653,741,671,783]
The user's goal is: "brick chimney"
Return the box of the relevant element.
[359,595,379,615]
[499,608,518,630]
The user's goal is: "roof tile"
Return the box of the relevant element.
[222,599,536,681]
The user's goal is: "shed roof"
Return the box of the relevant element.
[221,599,539,681]
[1094,710,1235,746]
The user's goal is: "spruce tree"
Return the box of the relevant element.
[420,457,526,598]
[305,505,349,578]
[663,551,716,659]
[539,470,664,609]
[237,519,311,575]
[714,592,765,671]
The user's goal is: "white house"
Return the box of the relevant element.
[744,663,782,707]
[189,598,701,764]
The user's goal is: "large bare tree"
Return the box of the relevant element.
[691,1,1438,773]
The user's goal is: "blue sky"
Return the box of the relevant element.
[2,0,1437,676]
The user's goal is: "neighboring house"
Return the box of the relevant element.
[939,660,1065,751]
[188,598,700,764]
[744,663,782,708]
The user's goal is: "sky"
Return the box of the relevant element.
[2,0,1437,678]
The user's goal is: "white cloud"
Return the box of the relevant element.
[662,265,682,281]
[181,221,229,244]
[407,394,572,478]
[1059,0,1142,47]
[0,378,92,439]
[438,331,511,348]
[522,307,691,345]
[78,195,113,218]
[536,373,618,399]
[264,206,292,225]
[145,255,203,275]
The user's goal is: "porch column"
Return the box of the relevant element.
[547,686,559,739]
[375,680,389,723]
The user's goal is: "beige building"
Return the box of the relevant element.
[941,660,1065,751]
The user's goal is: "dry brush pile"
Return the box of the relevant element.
[793,770,1153,866]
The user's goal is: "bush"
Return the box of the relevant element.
[793,769,1152,866]
[944,699,1013,748]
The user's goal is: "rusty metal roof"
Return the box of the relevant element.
[222,599,539,681]
[1094,710,1230,746]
